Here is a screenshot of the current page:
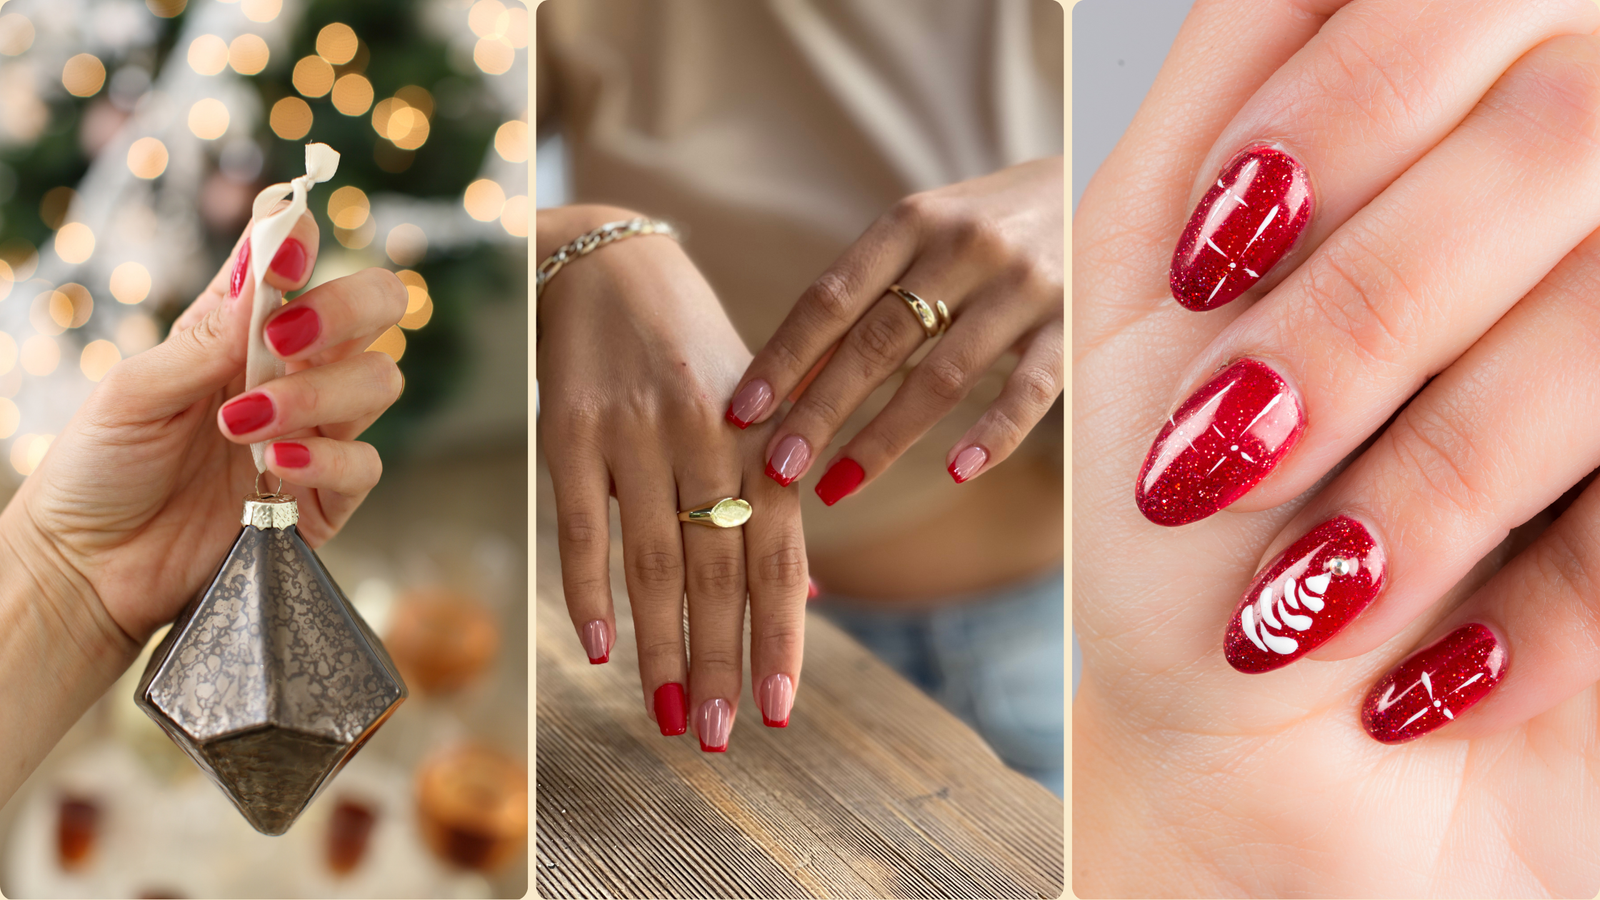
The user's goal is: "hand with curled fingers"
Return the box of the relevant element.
[726,157,1064,502]
[537,204,807,751]
[1075,2,1600,894]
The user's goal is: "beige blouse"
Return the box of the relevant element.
[537,0,1062,556]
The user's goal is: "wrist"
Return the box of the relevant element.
[535,203,645,261]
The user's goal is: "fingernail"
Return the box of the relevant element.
[949,445,987,483]
[271,441,311,469]
[580,620,610,664]
[1361,623,1505,744]
[221,392,275,435]
[695,698,732,752]
[815,457,865,506]
[654,683,687,736]
[228,240,250,299]
[264,306,321,357]
[765,434,810,486]
[1135,358,1304,526]
[1170,144,1313,311]
[1225,516,1386,673]
[269,237,307,281]
[758,674,794,728]
[726,379,772,428]
[806,577,821,601]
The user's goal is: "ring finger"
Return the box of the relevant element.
[677,458,747,753]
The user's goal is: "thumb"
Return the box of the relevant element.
[104,272,253,421]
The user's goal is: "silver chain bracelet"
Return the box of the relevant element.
[535,217,680,301]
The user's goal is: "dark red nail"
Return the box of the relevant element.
[654,683,687,736]
[815,458,865,506]
[1225,516,1386,673]
[264,306,320,356]
[229,240,250,299]
[1170,144,1312,311]
[269,237,307,282]
[1361,624,1505,744]
[271,441,311,469]
[1135,358,1304,526]
[221,392,275,435]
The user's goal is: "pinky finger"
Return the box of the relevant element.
[266,437,381,538]
[946,317,1063,484]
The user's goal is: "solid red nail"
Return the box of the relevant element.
[269,238,307,281]
[1170,144,1312,311]
[221,392,275,435]
[654,683,687,736]
[1225,516,1386,673]
[1135,358,1303,527]
[815,458,864,506]
[264,306,321,356]
[271,441,311,469]
[229,241,250,299]
[1361,623,1505,744]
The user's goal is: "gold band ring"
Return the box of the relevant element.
[678,498,753,528]
[888,284,947,339]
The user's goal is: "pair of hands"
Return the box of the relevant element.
[536,157,1064,749]
[1076,0,1600,894]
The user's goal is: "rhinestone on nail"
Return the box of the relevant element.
[1325,557,1352,576]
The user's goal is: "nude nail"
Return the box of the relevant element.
[695,698,733,752]
[758,674,794,727]
[726,380,772,428]
[580,620,610,664]
[765,434,810,486]
[949,445,987,483]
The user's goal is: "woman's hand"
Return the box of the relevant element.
[724,158,1064,504]
[538,205,807,750]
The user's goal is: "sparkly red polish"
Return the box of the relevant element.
[815,458,865,506]
[1136,359,1304,527]
[1361,624,1505,744]
[654,683,687,736]
[1225,516,1385,673]
[1170,144,1312,311]
[229,241,250,299]
[264,306,320,356]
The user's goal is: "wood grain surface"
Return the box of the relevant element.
[533,460,1064,899]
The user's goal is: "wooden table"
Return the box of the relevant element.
[533,461,1064,899]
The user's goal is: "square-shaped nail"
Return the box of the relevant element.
[696,698,732,752]
[815,458,864,506]
[221,392,275,435]
[581,620,610,664]
[758,674,794,727]
[654,683,687,736]
[726,379,772,428]
[766,434,810,486]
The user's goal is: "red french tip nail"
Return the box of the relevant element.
[764,461,794,486]
[815,458,865,506]
[264,306,321,357]
[654,683,688,736]
[762,717,789,728]
[269,237,308,282]
[1224,516,1386,673]
[699,741,728,753]
[221,392,275,435]
[271,441,311,469]
[1135,359,1304,526]
[229,241,250,299]
[726,408,751,429]
[1170,144,1313,311]
[949,445,987,484]
[1361,623,1505,744]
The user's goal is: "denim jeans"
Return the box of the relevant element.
[816,565,1065,797]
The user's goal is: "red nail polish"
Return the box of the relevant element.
[229,241,250,299]
[581,620,610,664]
[949,445,987,484]
[654,683,687,736]
[1136,358,1304,526]
[271,441,311,469]
[806,577,821,601]
[1225,516,1386,673]
[726,379,772,429]
[1362,624,1505,744]
[815,458,865,506]
[1170,144,1312,311]
[269,238,307,281]
[766,434,810,486]
[696,698,732,752]
[221,392,275,435]
[264,306,321,356]
[758,674,793,727]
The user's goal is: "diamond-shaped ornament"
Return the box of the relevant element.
[135,494,406,835]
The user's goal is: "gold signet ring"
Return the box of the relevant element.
[678,498,753,528]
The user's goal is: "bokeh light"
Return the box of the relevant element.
[188,35,229,76]
[468,0,509,38]
[229,34,271,76]
[110,262,151,304]
[328,185,370,229]
[0,261,11,303]
[0,14,35,56]
[241,0,282,24]
[500,195,528,237]
[395,85,434,118]
[188,98,230,140]
[0,331,16,376]
[55,223,96,265]
[385,224,427,266]
[463,179,505,221]
[293,56,334,97]
[367,325,405,362]
[373,96,431,150]
[115,314,159,356]
[145,0,186,18]
[40,187,75,230]
[0,398,16,440]
[504,6,528,49]
[494,120,527,163]
[62,54,106,97]
[270,97,313,139]
[316,23,358,64]
[332,74,374,116]
[127,137,169,179]
[30,291,64,337]
[473,38,513,75]
[21,335,59,376]
[10,433,53,476]
[1,242,38,282]
[81,340,121,382]
[335,216,376,250]
[397,270,432,329]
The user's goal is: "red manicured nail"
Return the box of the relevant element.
[264,306,321,356]
[269,237,307,282]
[815,457,865,506]
[949,445,987,483]
[806,577,821,601]
[766,434,810,486]
[221,392,275,435]
[1362,623,1505,744]
[229,240,250,299]
[1225,516,1386,673]
[654,683,687,736]
[1136,358,1303,526]
[696,698,732,752]
[581,620,610,664]
[271,441,311,469]
[726,379,772,429]
[1170,144,1312,311]
[758,674,793,728]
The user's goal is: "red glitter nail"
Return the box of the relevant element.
[1136,359,1304,526]
[1170,144,1312,311]
[1361,623,1504,744]
[1225,516,1385,673]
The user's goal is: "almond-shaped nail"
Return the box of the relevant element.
[1135,358,1304,527]
[726,379,773,428]
[1170,143,1313,311]
[1361,623,1505,744]
[580,620,610,664]
[695,698,732,752]
[229,240,250,299]
[654,683,687,736]
[220,392,275,435]
[949,445,987,483]
[758,674,794,727]
[766,434,810,486]
[1225,516,1386,673]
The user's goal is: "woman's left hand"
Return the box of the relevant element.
[724,157,1064,503]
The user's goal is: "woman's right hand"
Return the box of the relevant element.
[537,205,807,750]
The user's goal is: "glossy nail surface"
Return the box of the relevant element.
[1225,516,1385,673]
[758,674,794,727]
[726,380,772,428]
[580,620,610,664]
[269,237,307,281]
[815,458,865,506]
[949,445,987,484]
[1170,144,1312,311]
[766,434,810,486]
[1136,359,1303,527]
[271,441,311,469]
[1362,623,1504,744]
[265,306,320,357]
[696,698,732,752]
[229,241,250,299]
[221,392,275,435]
[654,683,687,736]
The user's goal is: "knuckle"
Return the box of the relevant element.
[627,544,684,591]
[1533,525,1599,612]
[756,543,807,591]
[1298,229,1418,371]
[848,312,907,371]
[890,191,937,231]
[918,354,971,404]
[365,267,409,320]
[559,510,607,551]
[985,405,1027,450]
[1384,404,1493,522]
[691,555,743,597]
[1494,34,1600,156]
[754,626,804,665]
[1013,363,1061,411]
[1312,21,1426,131]
[804,269,857,327]
[689,646,741,673]
[636,633,685,664]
